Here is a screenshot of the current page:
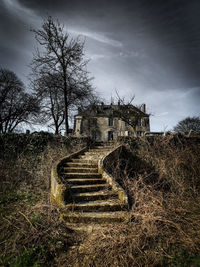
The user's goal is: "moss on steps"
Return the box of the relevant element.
[51,142,129,224]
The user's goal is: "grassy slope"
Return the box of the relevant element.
[0,133,86,267]
[62,136,200,267]
[0,134,200,266]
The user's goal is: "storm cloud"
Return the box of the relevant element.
[1,0,200,131]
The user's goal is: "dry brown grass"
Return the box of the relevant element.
[135,136,200,197]
[62,137,200,267]
[63,175,200,267]
[1,135,200,266]
[0,135,85,266]
[0,201,79,266]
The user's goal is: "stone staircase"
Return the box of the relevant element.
[59,142,129,224]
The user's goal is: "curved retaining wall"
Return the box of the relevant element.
[51,143,129,209]
[51,146,88,207]
[98,145,128,205]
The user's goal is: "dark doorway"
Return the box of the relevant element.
[92,131,97,140]
[108,131,113,141]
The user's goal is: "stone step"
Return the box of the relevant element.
[70,184,110,193]
[84,151,108,156]
[93,142,104,146]
[94,141,114,145]
[95,144,115,148]
[65,162,97,168]
[56,142,129,224]
[66,178,107,185]
[88,151,110,155]
[63,167,98,173]
[65,199,127,212]
[61,211,131,223]
[72,190,118,202]
[86,149,109,153]
[71,158,98,164]
[78,155,102,160]
[89,148,111,152]
[63,173,102,178]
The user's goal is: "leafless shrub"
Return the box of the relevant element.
[1,136,200,266]
[0,201,80,266]
[65,175,200,267]
[0,134,87,193]
[0,135,86,265]
[134,136,200,197]
[65,137,200,266]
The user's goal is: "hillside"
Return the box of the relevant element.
[0,134,200,266]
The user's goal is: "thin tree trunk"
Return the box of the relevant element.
[63,70,69,135]
[55,125,59,135]
[65,105,69,135]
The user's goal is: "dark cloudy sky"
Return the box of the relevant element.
[1,0,200,131]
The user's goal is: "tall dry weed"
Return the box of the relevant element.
[66,137,200,267]
[134,136,200,197]
[67,175,200,267]
[0,135,86,266]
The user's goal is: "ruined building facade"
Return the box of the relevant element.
[74,102,150,141]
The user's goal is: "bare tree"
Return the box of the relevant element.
[31,16,93,135]
[174,116,200,133]
[113,92,150,136]
[0,68,39,133]
[33,72,65,134]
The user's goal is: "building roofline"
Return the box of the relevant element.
[75,103,149,117]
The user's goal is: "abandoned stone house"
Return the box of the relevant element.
[74,102,150,141]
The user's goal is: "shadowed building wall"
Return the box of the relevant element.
[74,103,150,141]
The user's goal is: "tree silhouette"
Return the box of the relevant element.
[0,68,39,133]
[31,16,93,135]
[33,72,65,134]
[174,116,200,133]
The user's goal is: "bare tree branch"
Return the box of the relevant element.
[0,68,39,133]
[30,16,95,134]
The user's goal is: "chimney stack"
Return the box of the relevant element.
[141,103,146,113]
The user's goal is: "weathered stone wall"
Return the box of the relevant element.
[79,116,150,141]
[98,145,129,204]
[51,146,88,207]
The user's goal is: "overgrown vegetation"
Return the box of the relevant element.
[0,133,88,266]
[64,136,200,266]
[1,134,200,266]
